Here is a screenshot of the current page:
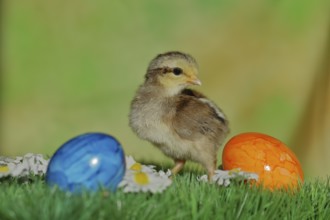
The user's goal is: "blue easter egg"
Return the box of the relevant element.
[46,133,126,193]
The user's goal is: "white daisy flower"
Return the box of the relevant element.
[119,170,172,193]
[0,153,49,179]
[119,155,172,193]
[0,164,10,178]
[125,155,156,173]
[198,169,258,186]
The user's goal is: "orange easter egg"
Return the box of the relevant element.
[222,132,304,190]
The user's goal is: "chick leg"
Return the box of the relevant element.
[171,159,186,176]
[206,157,217,182]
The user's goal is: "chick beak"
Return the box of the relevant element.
[187,76,202,86]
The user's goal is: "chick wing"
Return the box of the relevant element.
[172,89,229,146]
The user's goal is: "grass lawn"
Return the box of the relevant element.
[0,172,329,220]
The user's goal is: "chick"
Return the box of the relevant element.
[129,51,229,180]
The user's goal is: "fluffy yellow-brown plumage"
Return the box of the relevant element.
[129,51,229,180]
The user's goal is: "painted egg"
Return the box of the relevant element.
[46,133,126,193]
[222,132,304,190]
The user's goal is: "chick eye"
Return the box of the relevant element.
[172,67,183,76]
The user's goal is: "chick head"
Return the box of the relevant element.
[146,51,201,95]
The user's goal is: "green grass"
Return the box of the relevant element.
[0,173,329,220]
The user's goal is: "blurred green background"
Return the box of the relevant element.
[2,0,330,178]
